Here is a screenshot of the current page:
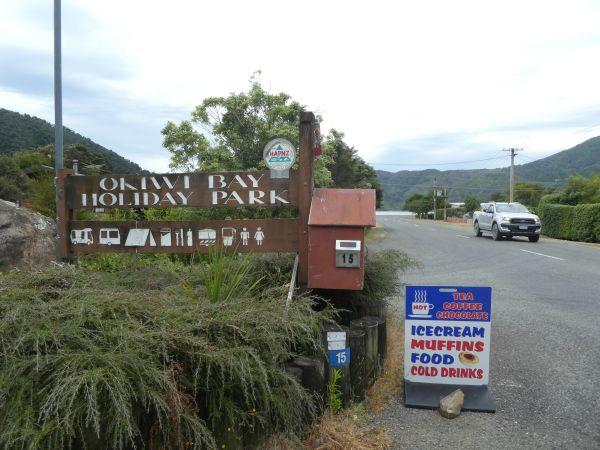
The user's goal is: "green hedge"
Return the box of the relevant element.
[539,203,600,242]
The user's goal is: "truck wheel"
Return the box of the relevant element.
[492,223,501,241]
[474,221,482,237]
[528,235,540,242]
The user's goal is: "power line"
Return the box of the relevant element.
[367,156,506,166]
[378,179,568,191]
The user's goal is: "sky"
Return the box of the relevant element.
[1,0,600,173]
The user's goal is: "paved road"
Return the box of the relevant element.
[370,216,600,449]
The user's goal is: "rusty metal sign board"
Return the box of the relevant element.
[65,170,298,209]
[55,112,319,293]
[68,219,299,254]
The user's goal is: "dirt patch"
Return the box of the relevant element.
[303,406,392,450]
[366,224,388,242]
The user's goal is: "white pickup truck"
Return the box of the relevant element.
[473,202,541,242]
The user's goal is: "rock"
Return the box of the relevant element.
[0,199,56,271]
[439,389,465,419]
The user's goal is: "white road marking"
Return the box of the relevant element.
[519,249,565,261]
[430,228,436,231]
[413,224,419,227]
[456,234,471,239]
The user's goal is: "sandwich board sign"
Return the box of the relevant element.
[404,285,495,412]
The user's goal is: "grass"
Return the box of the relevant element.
[326,369,343,414]
[303,405,391,450]
[0,255,334,449]
[366,315,405,413]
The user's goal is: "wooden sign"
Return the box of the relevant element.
[68,219,299,254]
[65,170,298,209]
[56,112,317,288]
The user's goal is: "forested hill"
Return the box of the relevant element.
[0,108,142,173]
[377,136,600,209]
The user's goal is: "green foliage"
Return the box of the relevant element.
[463,196,480,213]
[571,204,600,242]
[162,120,219,172]
[537,172,599,217]
[201,248,262,303]
[403,192,433,216]
[489,191,508,202]
[27,174,56,217]
[161,75,380,202]
[13,144,114,176]
[538,203,600,242]
[5,143,119,217]
[559,173,600,205]
[326,369,343,413]
[322,130,384,208]
[0,257,333,448]
[538,192,562,208]
[0,155,29,202]
[0,108,141,172]
[163,74,303,172]
[514,181,547,207]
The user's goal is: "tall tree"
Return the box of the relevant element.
[403,193,433,216]
[0,155,29,202]
[161,75,387,201]
[463,196,480,213]
[322,130,383,207]
[513,181,547,207]
[163,74,303,172]
[560,173,600,205]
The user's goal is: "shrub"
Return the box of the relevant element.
[0,258,333,449]
[539,203,600,242]
[571,204,600,242]
[318,249,420,320]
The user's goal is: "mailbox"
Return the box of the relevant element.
[308,188,376,290]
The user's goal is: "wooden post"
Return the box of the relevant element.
[350,317,379,384]
[297,111,315,289]
[348,328,367,401]
[362,316,380,378]
[56,168,73,260]
[366,316,387,365]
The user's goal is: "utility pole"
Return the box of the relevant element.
[443,187,447,221]
[503,147,522,202]
[432,178,440,221]
[54,0,64,259]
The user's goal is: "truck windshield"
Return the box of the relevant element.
[495,204,529,213]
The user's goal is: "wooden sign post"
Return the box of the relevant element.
[57,112,317,287]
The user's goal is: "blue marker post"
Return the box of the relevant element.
[326,328,351,407]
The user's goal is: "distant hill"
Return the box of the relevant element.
[378,136,600,209]
[0,108,142,173]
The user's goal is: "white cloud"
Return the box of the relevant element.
[1,0,600,172]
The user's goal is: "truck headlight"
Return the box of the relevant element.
[534,216,540,223]
[501,216,511,221]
